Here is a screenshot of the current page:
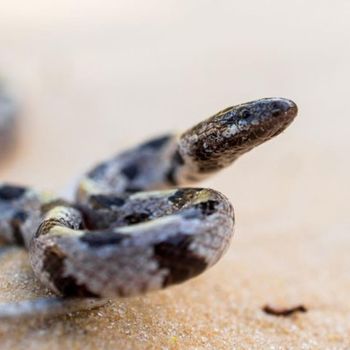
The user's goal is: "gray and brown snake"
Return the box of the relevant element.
[0,84,298,319]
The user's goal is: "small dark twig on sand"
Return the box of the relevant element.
[262,304,308,317]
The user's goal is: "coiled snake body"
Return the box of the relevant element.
[0,87,298,318]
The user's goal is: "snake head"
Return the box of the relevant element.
[179,97,298,173]
[221,97,298,142]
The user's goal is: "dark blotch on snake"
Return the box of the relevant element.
[124,187,143,193]
[140,135,171,150]
[172,150,185,166]
[166,168,177,186]
[11,210,28,245]
[90,195,126,209]
[80,231,130,247]
[121,163,139,180]
[0,185,26,200]
[168,190,186,206]
[194,200,219,216]
[43,249,98,297]
[168,189,201,208]
[154,233,207,287]
[87,163,108,180]
[123,212,150,225]
[181,200,220,220]
[166,150,185,185]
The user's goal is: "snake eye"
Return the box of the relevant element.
[241,109,251,119]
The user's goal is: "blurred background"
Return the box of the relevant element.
[0,1,349,349]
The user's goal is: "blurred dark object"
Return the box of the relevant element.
[262,304,308,317]
[0,83,17,160]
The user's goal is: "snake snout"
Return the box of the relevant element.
[265,98,298,137]
[269,98,298,121]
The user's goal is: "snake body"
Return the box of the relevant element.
[0,84,16,157]
[0,94,297,317]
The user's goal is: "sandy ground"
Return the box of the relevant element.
[0,1,349,349]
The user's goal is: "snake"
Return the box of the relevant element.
[0,84,16,158]
[0,87,298,319]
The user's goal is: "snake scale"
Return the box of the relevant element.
[0,85,298,319]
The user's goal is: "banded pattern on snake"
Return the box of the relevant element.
[0,88,298,319]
